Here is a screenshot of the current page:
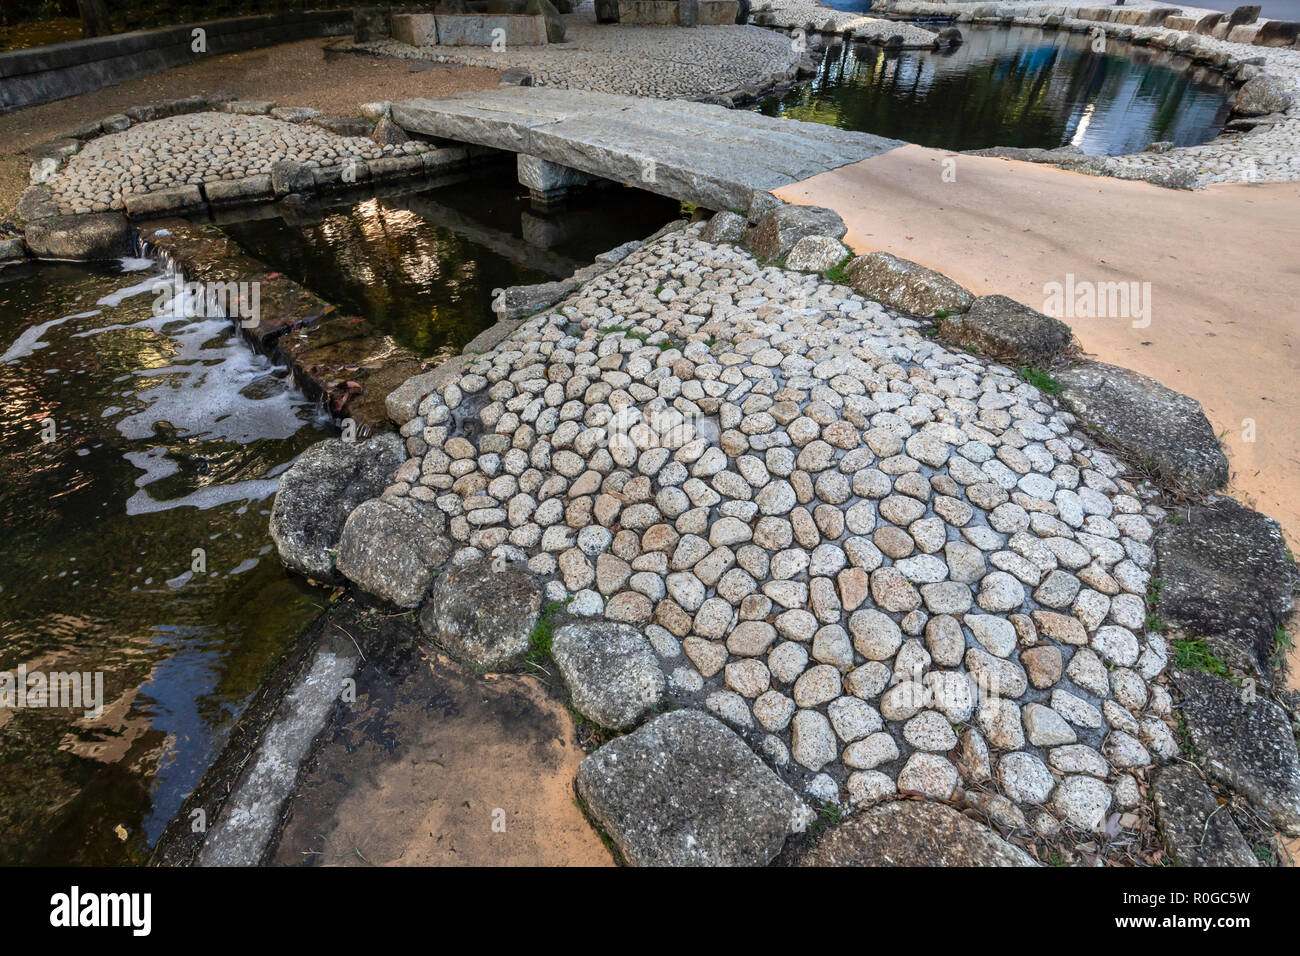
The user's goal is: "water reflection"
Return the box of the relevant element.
[0,260,329,864]
[760,24,1231,154]
[221,174,680,360]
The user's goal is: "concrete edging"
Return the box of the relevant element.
[0,10,354,115]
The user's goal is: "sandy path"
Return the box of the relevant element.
[273,649,613,867]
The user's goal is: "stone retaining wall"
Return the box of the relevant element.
[0,11,354,115]
[391,12,552,46]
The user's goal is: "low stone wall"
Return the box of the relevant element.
[391,12,551,46]
[0,11,353,115]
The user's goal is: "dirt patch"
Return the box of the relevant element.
[270,610,613,867]
[0,38,499,218]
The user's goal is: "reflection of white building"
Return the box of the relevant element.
[803,25,1230,154]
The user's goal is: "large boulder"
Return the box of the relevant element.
[785,235,849,273]
[420,556,543,668]
[1152,764,1259,866]
[844,251,974,317]
[335,497,454,607]
[797,800,1036,866]
[1173,669,1300,836]
[552,621,665,729]
[1156,498,1293,675]
[24,212,133,260]
[1055,362,1228,493]
[700,210,747,244]
[575,710,808,865]
[1232,74,1292,117]
[747,204,846,262]
[939,293,1072,364]
[269,434,405,582]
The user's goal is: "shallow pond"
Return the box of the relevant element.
[0,258,330,865]
[220,175,681,360]
[0,175,677,864]
[760,23,1232,155]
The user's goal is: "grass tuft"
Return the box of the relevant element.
[1171,636,1234,681]
[1017,365,1063,395]
[823,255,853,285]
[526,598,570,666]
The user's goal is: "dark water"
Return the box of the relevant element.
[0,258,330,865]
[760,24,1232,154]
[221,176,681,360]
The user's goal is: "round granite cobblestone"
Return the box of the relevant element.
[386,220,1177,830]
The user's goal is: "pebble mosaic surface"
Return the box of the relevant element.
[46,113,427,215]
[361,9,803,98]
[384,223,1179,830]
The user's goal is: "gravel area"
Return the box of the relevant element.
[360,4,802,98]
[384,222,1177,833]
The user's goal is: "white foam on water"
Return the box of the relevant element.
[125,477,282,516]
[95,274,164,308]
[1,310,101,363]
[118,257,156,272]
[8,267,327,517]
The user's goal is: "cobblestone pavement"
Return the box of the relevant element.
[45,111,427,215]
[360,5,803,98]
[385,222,1177,834]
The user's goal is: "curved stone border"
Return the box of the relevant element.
[275,199,1292,865]
[4,95,501,265]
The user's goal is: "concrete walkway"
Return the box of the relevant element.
[776,146,1300,555]
[393,87,903,211]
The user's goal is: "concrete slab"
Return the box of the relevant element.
[392,87,902,210]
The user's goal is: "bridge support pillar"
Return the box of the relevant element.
[517,153,589,208]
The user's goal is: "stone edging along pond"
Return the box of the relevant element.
[258,192,1298,866]
[756,0,1300,188]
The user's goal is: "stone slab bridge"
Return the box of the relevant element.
[391,87,902,211]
